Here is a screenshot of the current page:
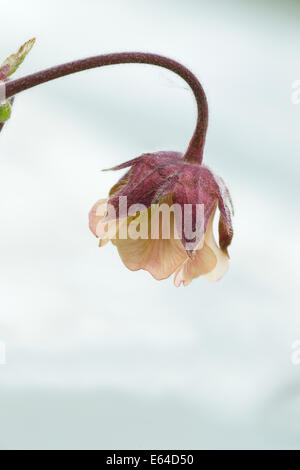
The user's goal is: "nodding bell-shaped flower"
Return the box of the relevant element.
[86,55,234,287]
[89,151,233,287]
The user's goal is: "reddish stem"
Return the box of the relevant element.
[5,52,208,164]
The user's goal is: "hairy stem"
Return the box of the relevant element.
[5,52,208,163]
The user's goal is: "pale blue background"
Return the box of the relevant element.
[0,0,300,450]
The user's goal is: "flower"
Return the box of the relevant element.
[89,151,233,286]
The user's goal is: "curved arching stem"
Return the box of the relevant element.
[5,52,208,164]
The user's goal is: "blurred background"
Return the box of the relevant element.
[0,0,300,450]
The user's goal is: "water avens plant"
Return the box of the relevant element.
[0,39,233,286]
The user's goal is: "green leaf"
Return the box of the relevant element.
[1,38,36,77]
[0,101,12,122]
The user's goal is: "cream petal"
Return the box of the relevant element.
[173,205,230,286]
[174,244,217,287]
[204,207,229,282]
[115,236,187,280]
[89,198,120,247]
[89,199,108,236]
[113,205,187,280]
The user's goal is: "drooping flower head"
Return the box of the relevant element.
[89,151,233,286]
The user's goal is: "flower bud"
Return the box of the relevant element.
[0,38,36,132]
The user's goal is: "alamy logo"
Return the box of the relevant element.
[94,197,205,251]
